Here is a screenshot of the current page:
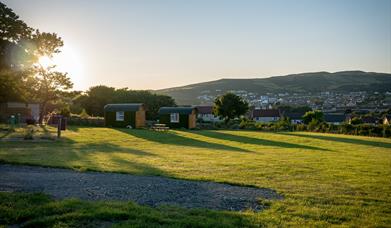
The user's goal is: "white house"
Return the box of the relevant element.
[195,106,221,122]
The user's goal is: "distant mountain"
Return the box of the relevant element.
[156,71,391,105]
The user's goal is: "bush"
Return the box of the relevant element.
[274,117,292,131]
[239,119,256,130]
[67,115,104,127]
[23,126,34,140]
[25,118,36,125]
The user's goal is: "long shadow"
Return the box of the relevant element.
[277,132,391,149]
[192,131,330,151]
[114,129,252,153]
[70,142,157,156]
[0,130,11,139]
[0,138,157,157]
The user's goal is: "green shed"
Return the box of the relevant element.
[104,103,146,128]
[158,107,197,129]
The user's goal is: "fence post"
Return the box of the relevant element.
[57,117,62,138]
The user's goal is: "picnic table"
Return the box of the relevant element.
[151,124,169,131]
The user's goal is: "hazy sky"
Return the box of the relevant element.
[4,0,391,90]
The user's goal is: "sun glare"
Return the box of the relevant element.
[53,45,85,90]
[37,45,85,90]
[38,56,53,68]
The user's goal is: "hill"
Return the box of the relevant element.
[156,71,391,105]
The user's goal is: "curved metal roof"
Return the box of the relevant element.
[158,107,197,115]
[104,103,144,112]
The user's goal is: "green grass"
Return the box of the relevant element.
[0,192,253,227]
[1,126,390,227]
[0,124,56,140]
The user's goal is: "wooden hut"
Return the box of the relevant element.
[158,107,197,129]
[104,103,146,128]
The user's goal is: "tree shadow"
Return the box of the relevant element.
[191,131,330,151]
[68,142,157,157]
[114,129,252,153]
[277,132,391,149]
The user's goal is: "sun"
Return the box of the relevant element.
[37,45,85,90]
[53,44,85,90]
[38,55,53,68]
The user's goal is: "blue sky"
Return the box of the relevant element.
[4,0,391,90]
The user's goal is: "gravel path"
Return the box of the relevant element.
[0,164,282,211]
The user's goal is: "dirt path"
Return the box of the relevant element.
[0,164,281,211]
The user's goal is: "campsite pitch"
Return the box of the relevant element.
[0,127,390,227]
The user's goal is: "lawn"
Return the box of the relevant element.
[1,126,390,227]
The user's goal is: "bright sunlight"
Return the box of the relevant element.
[38,45,85,90]
[38,55,52,69]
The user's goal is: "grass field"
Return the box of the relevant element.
[1,126,390,227]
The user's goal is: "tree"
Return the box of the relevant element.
[29,65,73,123]
[71,86,176,119]
[277,105,312,113]
[25,30,73,124]
[213,93,249,122]
[350,117,363,125]
[302,110,324,124]
[1,2,73,124]
[80,85,116,116]
[0,69,30,103]
[0,2,34,103]
[0,2,33,69]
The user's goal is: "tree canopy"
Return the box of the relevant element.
[213,93,249,122]
[302,110,324,124]
[0,2,73,123]
[72,85,176,120]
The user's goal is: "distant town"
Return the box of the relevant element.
[196,90,391,112]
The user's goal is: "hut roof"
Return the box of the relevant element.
[284,112,305,120]
[253,109,280,117]
[195,106,213,114]
[159,107,196,115]
[104,103,144,112]
[324,114,347,123]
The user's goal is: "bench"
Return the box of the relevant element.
[151,124,169,131]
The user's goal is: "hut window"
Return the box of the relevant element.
[116,111,124,121]
[170,113,179,123]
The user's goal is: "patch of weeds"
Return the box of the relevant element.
[23,126,35,140]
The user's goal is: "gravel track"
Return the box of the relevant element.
[0,164,281,211]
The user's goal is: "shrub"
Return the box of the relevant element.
[274,117,292,131]
[24,126,34,140]
[67,115,104,127]
[307,119,319,131]
[239,119,256,130]
[25,118,36,125]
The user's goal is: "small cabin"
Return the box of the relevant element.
[158,107,197,129]
[0,102,40,123]
[104,103,146,128]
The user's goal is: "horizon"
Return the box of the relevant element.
[158,70,391,90]
[4,0,391,91]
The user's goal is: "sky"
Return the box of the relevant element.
[4,0,391,91]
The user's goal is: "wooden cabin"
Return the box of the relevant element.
[158,107,197,129]
[104,103,146,128]
[0,102,40,123]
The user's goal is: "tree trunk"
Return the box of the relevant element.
[38,102,46,125]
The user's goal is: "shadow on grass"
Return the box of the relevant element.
[70,142,157,157]
[191,131,330,151]
[0,138,164,176]
[0,192,259,227]
[115,129,252,153]
[278,132,391,149]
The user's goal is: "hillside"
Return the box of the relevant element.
[156,71,391,105]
